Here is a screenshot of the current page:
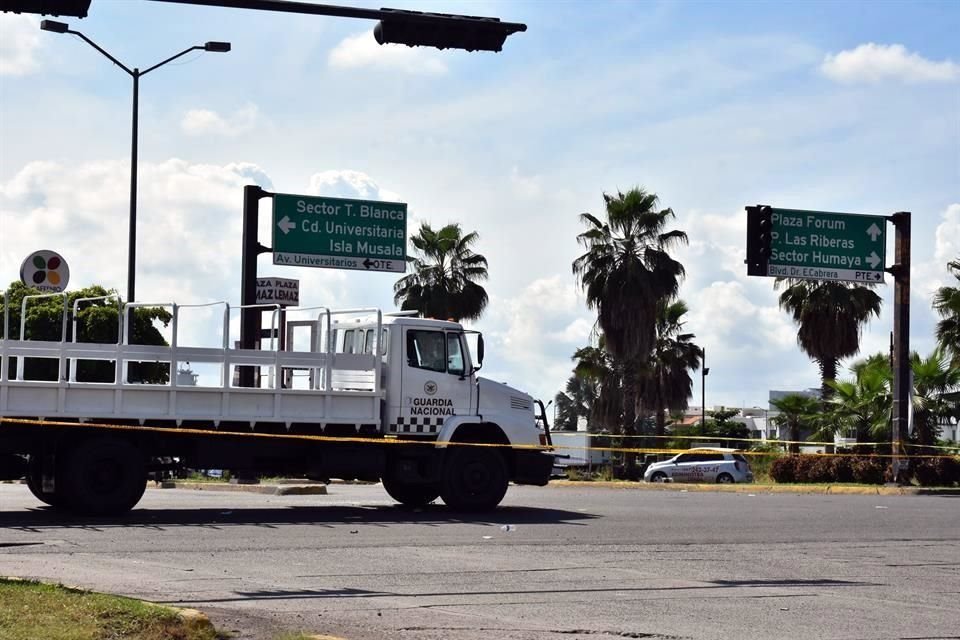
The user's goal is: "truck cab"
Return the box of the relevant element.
[326,314,553,508]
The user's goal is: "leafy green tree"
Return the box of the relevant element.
[672,408,751,449]
[933,259,960,367]
[910,348,960,448]
[776,279,882,400]
[573,187,687,471]
[771,394,822,454]
[393,222,489,321]
[639,299,701,438]
[1,281,171,383]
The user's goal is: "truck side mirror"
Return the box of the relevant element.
[477,333,484,366]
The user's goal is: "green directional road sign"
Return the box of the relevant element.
[272,193,407,273]
[765,208,887,284]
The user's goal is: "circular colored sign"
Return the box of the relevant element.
[20,250,70,293]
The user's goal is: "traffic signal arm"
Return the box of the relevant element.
[0,0,91,17]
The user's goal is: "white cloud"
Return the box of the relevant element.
[509,166,543,200]
[480,276,594,401]
[821,43,959,84]
[0,159,272,304]
[934,203,960,267]
[305,169,402,203]
[327,31,447,75]
[181,104,260,137]
[0,15,42,76]
[913,203,960,304]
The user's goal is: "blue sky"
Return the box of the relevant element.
[1,0,958,411]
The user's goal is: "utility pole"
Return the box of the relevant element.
[888,211,911,483]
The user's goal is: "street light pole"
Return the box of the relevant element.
[702,347,710,427]
[40,20,230,304]
[129,69,139,305]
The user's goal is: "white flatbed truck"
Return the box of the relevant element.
[0,294,554,514]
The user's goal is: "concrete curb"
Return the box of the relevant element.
[547,480,960,496]
[154,481,328,496]
[167,606,216,635]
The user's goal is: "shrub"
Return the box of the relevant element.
[806,456,836,483]
[747,447,782,483]
[770,456,798,483]
[913,456,960,487]
[829,456,856,483]
[850,456,886,484]
[771,455,888,484]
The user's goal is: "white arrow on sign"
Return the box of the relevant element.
[277,216,297,235]
[866,223,882,241]
[867,251,881,269]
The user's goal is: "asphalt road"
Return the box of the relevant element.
[1,483,958,640]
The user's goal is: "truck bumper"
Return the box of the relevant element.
[512,450,554,486]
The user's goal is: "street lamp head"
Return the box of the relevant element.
[40,20,70,34]
[704,368,711,376]
[204,41,231,53]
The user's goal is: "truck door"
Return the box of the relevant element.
[392,328,475,435]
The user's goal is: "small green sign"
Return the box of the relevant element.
[767,208,887,284]
[272,193,407,273]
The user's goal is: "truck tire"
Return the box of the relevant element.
[381,475,440,507]
[61,438,147,516]
[440,446,508,511]
[26,455,62,508]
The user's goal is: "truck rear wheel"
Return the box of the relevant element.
[26,455,62,508]
[440,447,508,511]
[61,438,147,516]
[381,475,440,507]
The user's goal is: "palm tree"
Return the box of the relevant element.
[572,188,687,470]
[823,354,891,448]
[933,259,960,367]
[776,279,882,400]
[393,223,489,322]
[910,348,960,448]
[571,342,622,434]
[554,373,598,432]
[770,394,822,454]
[640,300,702,438]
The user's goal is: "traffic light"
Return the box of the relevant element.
[373,8,525,52]
[757,205,773,259]
[746,205,774,276]
[0,0,91,17]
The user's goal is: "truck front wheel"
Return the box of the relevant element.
[61,438,147,515]
[381,475,440,507]
[440,447,508,511]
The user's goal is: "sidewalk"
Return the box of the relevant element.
[548,480,960,495]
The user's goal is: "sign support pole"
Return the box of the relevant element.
[239,184,273,388]
[888,211,911,483]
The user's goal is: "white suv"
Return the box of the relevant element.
[643,448,754,484]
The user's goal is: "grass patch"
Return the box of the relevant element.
[0,578,220,640]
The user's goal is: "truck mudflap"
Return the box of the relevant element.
[512,450,554,486]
